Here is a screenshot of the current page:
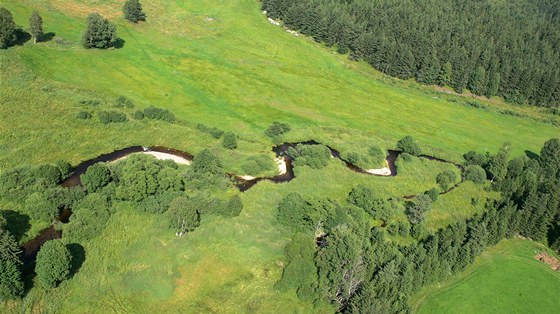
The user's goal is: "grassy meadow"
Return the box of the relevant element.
[412,239,560,314]
[1,0,559,313]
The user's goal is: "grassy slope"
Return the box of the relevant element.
[1,0,559,312]
[412,239,560,314]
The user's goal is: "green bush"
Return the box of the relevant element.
[346,152,361,165]
[133,110,144,120]
[368,145,386,165]
[98,110,128,124]
[463,150,489,166]
[143,106,175,122]
[347,185,384,217]
[397,221,410,237]
[436,170,458,191]
[397,136,421,156]
[399,152,414,162]
[24,192,58,222]
[218,195,243,217]
[387,223,398,235]
[196,123,224,138]
[35,240,72,289]
[78,99,100,106]
[287,144,331,169]
[167,196,200,233]
[265,121,291,138]
[0,8,16,49]
[76,111,92,119]
[81,163,111,192]
[123,0,146,23]
[114,96,134,108]
[222,132,237,149]
[81,13,117,49]
[465,165,486,184]
[0,259,23,301]
[64,193,112,241]
[425,188,439,202]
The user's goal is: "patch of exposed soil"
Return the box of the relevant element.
[534,251,560,271]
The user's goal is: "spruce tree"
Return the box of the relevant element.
[438,62,452,86]
[29,11,43,44]
[0,7,16,49]
[123,0,146,23]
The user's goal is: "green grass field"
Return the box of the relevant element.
[413,239,560,314]
[1,0,559,313]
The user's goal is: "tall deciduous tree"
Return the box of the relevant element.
[29,11,43,44]
[0,7,16,49]
[123,0,146,23]
[82,13,117,49]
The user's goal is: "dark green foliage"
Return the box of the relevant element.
[397,136,421,156]
[98,110,128,124]
[29,11,43,44]
[114,96,134,108]
[137,191,181,214]
[219,195,243,217]
[539,138,560,182]
[399,152,414,162]
[277,193,314,230]
[465,165,486,184]
[222,132,237,150]
[0,259,23,301]
[76,111,92,119]
[346,152,361,165]
[275,233,319,302]
[143,106,175,122]
[287,144,331,169]
[123,0,146,23]
[0,7,16,49]
[425,188,439,202]
[24,192,58,222]
[35,240,72,289]
[196,123,225,138]
[386,223,398,236]
[436,170,458,191]
[397,221,410,237]
[406,194,432,224]
[81,163,111,192]
[133,110,144,120]
[0,228,20,265]
[64,193,112,241]
[486,143,510,182]
[463,150,489,167]
[187,149,227,189]
[82,13,117,49]
[347,185,385,218]
[167,196,200,233]
[265,121,291,138]
[263,0,560,106]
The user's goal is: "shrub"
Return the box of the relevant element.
[287,144,331,169]
[465,165,486,184]
[196,123,224,138]
[406,194,431,224]
[346,152,361,165]
[76,111,92,119]
[436,170,458,191]
[133,110,144,120]
[79,99,100,106]
[114,96,134,108]
[222,132,237,149]
[347,185,384,217]
[36,164,63,184]
[36,240,72,289]
[463,150,488,166]
[397,221,410,237]
[218,195,243,217]
[24,192,57,222]
[64,193,112,241]
[265,122,291,138]
[399,152,414,162]
[397,136,421,156]
[143,106,175,122]
[277,193,313,230]
[82,13,117,49]
[241,160,260,175]
[167,197,200,233]
[98,110,127,124]
[425,188,439,202]
[387,223,398,236]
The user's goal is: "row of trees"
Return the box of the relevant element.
[274,138,560,312]
[0,8,43,48]
[263,0,560,107]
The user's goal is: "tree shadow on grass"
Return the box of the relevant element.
[524,150,539,160]
[67,243,86,276]
[114,38,126,49]
[41,32,56,42]
[0,209,31,242]
[13,28,31,46]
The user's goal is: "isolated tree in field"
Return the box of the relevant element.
[222,132,237,149]
[167,197,200,234]
[82,13,117,49]
[123,0,146,23]
[29,11,43,44]
[0,7,16,49]
[36,240,72,289]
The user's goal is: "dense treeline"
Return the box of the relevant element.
[275,138,560,312]
[263,0,560,107]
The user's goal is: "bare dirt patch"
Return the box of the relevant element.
[535,251,560,271]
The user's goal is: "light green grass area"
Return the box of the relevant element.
[1,0,559,312]
[412,239,560,314]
